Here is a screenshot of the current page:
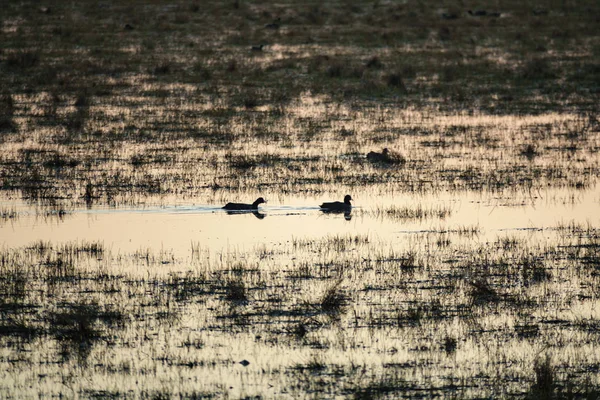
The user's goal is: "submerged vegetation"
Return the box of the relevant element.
[1,224,600,397]
[1,0,600,398]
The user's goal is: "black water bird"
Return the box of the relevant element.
[367,148,406,165]
[320,195,352,212]
[367,148,390,162]
[223,197,266,211]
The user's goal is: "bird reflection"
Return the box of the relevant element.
[252,211,266,219]
[225,210,266,219]
[319,209,352,221]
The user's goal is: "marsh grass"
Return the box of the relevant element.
[0,221,599,397]
[370,204,452,221]
[1,0,600,397]
[320,279,348,315]
[50,301,125,361]
[0,207,18,222]
[0,1,597,206]
[528,354,556,399]
[0,94,16,133]
[350,374,409,400]
[225,278,248,303]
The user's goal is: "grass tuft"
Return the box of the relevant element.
[528,354,555,399]
[386,73,406,90]
[442,335,457,354]
[320,280,348,314]
[225,279,248,303]
[469,279,500,305]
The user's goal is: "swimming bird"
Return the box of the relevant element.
[223,197,266,211]
[320,195,352,212]
[367,148,390,163]
[367,148,406,165]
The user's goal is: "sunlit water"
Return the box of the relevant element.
[2,186,598,256]
[1,187,599,398]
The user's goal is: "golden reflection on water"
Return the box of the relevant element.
[1,99,599,398]
[2,186,598,258]
[1,188,599,397]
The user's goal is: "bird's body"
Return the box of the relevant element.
[223,197,266,211]
[320,195,352,212]
[367,148,406,165]
[367,148,390,162]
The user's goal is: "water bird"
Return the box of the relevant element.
[367,148,391,162]
[251,44,264,52]
[320,195,352,211]
[367,148,406,165]
[222,197,266,211]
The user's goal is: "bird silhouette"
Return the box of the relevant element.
[223,197,266,211]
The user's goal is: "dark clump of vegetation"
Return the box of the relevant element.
[527,355,555,399]
[42,153,81,169]
[227,153,281,169]
[61,302,125,333]
[349,375,409,399]
[5,51,40,70]
[320,280,348,314]
[521,58,556,80]
[365,56,384,69]
[469,279,500,305]
[153,63,171,75]
[521,144,539,159]
[0,115,17,133]
[49,301,125,360]
[385,73,406,91]
[0,94,16,132]
[225,279,248,303]
[442,335,457,354]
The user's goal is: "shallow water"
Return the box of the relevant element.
[0,187,600,398]
[2,186,600,398]
[2,186,598,256]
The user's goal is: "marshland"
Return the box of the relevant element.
[1,0,600,398]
